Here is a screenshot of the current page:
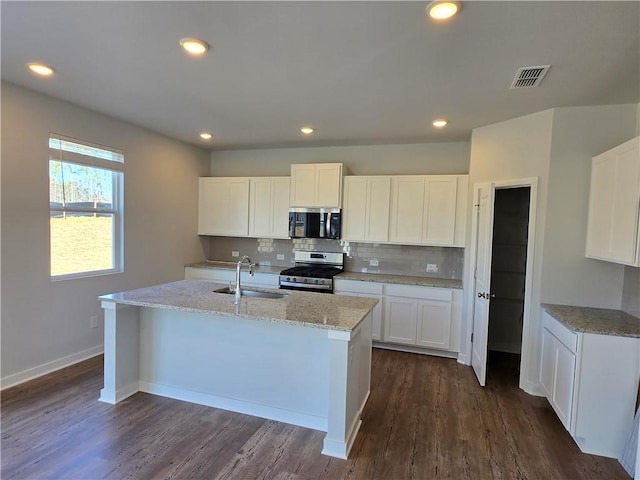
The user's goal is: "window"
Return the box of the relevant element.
[49,134,124,279]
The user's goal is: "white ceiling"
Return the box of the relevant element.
[2,1,639,150]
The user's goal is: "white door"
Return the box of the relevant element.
[471,183,495,386]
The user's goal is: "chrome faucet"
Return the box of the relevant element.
[235,256,255,304]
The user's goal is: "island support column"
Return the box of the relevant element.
[99,301,141,404]
[322,312,372,459]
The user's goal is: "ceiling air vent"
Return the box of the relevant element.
[510,65,551,89]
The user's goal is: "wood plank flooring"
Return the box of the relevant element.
[1,349,629,479]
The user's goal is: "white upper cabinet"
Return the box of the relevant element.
[342,176,391,242]
[249,177,290,239]
[389,175,468,247]
[198,177,250,236]
[586,136,640,266]
[290,163,343,208]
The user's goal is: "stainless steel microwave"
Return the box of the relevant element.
[288,208,341,239]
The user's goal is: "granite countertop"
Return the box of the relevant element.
[542,303,640,338]
[100,280,378,332]
[337,272,462,289]
[186,261,462,289]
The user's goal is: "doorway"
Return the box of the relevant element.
[470,179,537,390]
[486,187,530,385]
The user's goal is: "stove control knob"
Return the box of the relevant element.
[292,277,297,283]
[286,277,291,282]
[303,278,308,283]
[319,279,325,284]
[314,279,319,284]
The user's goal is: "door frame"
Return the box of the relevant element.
[463,177,538,391]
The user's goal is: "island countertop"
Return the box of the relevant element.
[100,280,378,332]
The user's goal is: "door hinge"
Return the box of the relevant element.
[471,333,474,343]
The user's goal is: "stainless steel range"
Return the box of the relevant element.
[279,251,344,293]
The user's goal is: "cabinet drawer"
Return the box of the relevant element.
[543,311,578,353]
[334,279,384,295]
[385,284,452,302]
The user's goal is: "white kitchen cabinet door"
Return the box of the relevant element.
[342,177,368,241]
[335,279,384,341]
[366,177,391,242]
[423,176,458,245]
[198,177,250,236]
[553,338,576,430]
[416,299,452,350]
[342,176,391,242]
[290,164,317,207]
[249,178,272,237]
[389,176,425,244]
[290,163,343,208]
[316,163,343,208]
[337,290,383,341]
[249,177,290,238]
[384,296,418,345]
[541,319,577,432]
[540,328,556,399]
[586,136,640,266]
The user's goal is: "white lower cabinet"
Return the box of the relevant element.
[384,284,453,350]
[540,324,576,430]
[335,279,459,352]
[334,279,383,341]
[541,311,640,458]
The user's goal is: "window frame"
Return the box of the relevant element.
[49,134,124,281]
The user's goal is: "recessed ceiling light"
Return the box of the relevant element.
[179,38,209,56]
[427,1,461,20]
[432,119,448,128]
[27,63,55,77]
[300,127,315,135]
[199,132,213,140]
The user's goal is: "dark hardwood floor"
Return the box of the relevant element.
[1,349,629,479]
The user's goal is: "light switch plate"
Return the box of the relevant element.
[277,254,285,260]
[369,258,379,267]
[232,251,239,257]
[426,264,439,273]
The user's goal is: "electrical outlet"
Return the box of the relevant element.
[231,251,239,257]
[426,264,439,273]
[361,267,368,273]
[369,258,379,267]
[90,315,98,328]
[277,254,285,260]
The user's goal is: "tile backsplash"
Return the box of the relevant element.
[206,237,463,280]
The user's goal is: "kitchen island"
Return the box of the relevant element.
[99,280,377,459]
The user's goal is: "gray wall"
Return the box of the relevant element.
[1,83,210,385]
[211,142,470,176]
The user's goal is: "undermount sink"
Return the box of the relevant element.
[214,287,290,300]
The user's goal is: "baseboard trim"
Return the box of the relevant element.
[138,381,328,432]
[1,345,103,390]
[373,342,458,359]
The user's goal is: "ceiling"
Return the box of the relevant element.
[2,1,639,150]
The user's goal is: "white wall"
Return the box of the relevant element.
[1,83,210,386]
[542,104,637,307]
[464,104,638,393]
[210,142,470,176]
[463,109,554,391]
